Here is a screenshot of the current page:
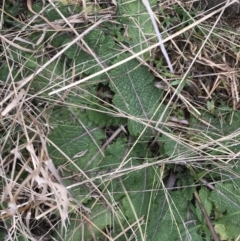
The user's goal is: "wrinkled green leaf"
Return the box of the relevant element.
[49,121,105,170]
[211,182,240,224]
[196,187,212,223]
[109,56,167,137]
[118,0,158,56]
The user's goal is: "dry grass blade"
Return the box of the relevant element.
[1,0,240,240]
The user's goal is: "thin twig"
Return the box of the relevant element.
[194,191,220,241]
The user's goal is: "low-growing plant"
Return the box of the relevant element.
[0,0,240,240]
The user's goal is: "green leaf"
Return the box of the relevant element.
[170,79,181,86]
[0,63,22,83]
[158,134,189,157]
[215,224,228,241]
[84,30,116,62]
[63,29,117,81]
[32,2,81,21]
[109,56,167,137]
[146,189,193,241]
[0,227,6,241]
[28,56,67,94]
[54,203,117,241]
[207,100,215,113]
[211,182,240,224]
[86,109,126,127]
[118,0,159,57]
[61,36,81,60]
[177,172,195,200]
[195,187,212,223]
[118,166,196,241]
[2,45,67,95]
[225,222,240,240]
[49,121,105,170]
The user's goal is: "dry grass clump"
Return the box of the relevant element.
[0,1,112,240]
[154,0,240,115]
[0,80,69,239]
[0,0,240,240]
